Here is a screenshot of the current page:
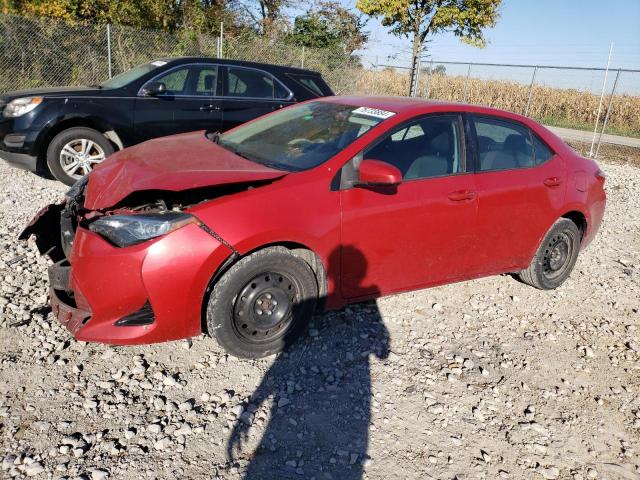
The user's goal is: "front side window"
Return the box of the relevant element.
[225,67,290,99]
[365,115,462,180]
[152,67,190,95]
[219,102,389,171]
[473,116,534,171]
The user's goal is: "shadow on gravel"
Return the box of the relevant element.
[227,246,389,479]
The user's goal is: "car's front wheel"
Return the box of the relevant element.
[518,218,581,290]
[206,247,318,359]
[46,127,114,185]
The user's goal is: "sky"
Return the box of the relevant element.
[342,0,640,93]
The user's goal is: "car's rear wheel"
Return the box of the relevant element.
[518,218,581,290]
[206,247,318,359]
[46,127,114,186]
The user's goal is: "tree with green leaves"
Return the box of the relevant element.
[289,1,368,55]
[356,0,501,95]
[4,0,234,34]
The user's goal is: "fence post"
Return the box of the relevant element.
[425,59,433,98]
[594,69,621,159]
[301,46,305,68]
[219,22,224,58]
[106,24,112,79]
[463,63,471,102]
[524,66,538,116]
[590,42,613,157]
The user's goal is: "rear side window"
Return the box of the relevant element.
[225,67,291,99]
[473,116,534,171]
[192,66,218,96]
[532,133,555,164]
[287,74,333,97]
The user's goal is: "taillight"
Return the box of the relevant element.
[595,169,606,186]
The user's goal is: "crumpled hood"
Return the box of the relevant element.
[84,131,286,210]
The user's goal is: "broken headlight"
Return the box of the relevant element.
[88,212,197,247]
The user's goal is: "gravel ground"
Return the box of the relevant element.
[0,158,639,480]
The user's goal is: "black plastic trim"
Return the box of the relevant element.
[115,301,155,326]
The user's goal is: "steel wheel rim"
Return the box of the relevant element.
[542,232,573,280]
[59,139,106,179]
[232,272,298,344]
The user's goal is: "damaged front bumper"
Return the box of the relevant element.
[20,197,234,345]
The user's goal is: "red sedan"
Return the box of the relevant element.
[21,97,606,358]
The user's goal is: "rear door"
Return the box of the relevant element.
[469,115,566,274]
[134,64,223,142]
[339,113,478,299]
[220,65,295,131]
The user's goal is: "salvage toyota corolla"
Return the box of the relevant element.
[20,96,606,358]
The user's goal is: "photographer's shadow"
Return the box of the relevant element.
[227,245,389,479]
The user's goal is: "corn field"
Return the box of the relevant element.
[353,70,640,138]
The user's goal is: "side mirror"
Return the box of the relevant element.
[358,159,402,187]
[142,81,166,96]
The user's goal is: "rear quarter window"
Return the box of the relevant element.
[287,74,333,97]
[532,133,555,164]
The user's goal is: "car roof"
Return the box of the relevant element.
[317,95,535,124]
[157,57,323,77]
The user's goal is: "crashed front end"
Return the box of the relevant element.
[20,176,234,344]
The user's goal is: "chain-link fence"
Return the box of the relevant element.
[2,12,639,155]
[367,60,640,150]
[0,13,366,96]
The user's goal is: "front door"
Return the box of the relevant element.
[339,114,478,299]
[134,64,223,143]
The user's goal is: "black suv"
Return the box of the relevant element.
[0,57,333,185]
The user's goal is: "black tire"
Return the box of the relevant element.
[46,127,114,186]
[518,218,581,290]
[206,247,318,359]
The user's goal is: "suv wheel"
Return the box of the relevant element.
[46,127,114,185]
[206,247,318,359]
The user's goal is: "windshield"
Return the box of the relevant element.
[99,61,166,89]
[218,102,393,171]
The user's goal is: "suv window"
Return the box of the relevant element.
[365,115,462,180]
[192,66,218,96]
[473,116,534,171]
[532,133,555,164]
[225,67,290,99]
[153,67,190,95]
[287,73,333,96]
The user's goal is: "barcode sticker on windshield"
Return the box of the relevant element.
[151,60,168,67]
[353,107,396,119]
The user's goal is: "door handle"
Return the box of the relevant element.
[447,190,476,202]
[199,104,221,111]
[544,177,562,187]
